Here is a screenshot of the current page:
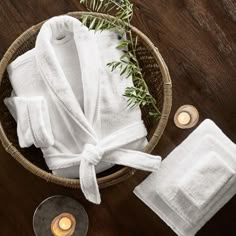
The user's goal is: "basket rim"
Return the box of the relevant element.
[0,11,172,189]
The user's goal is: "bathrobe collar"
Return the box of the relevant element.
[35,16,101,140]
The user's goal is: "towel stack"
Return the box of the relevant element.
[134,119,236,236]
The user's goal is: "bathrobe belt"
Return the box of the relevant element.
[46,121,161,204]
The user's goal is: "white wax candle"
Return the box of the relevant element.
[177,111,191,125]
[58,216,72,231]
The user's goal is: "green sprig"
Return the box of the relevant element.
[79,0,161,120]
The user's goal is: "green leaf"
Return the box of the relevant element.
[89,17,97,29]
[95,0,104,11]
[95,19,104,30]
[148,112,161,119]
[134,35,138,49]
[120,65,128,75]
[116,40,129,49]
[81,15,89,26]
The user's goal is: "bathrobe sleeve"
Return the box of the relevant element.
[4,51,54,148]
[4,96,54,148]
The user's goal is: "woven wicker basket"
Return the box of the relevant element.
[0,12,172,189]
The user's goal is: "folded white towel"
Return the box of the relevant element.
[134,119,236,236]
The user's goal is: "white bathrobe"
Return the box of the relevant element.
[4,15,161,204]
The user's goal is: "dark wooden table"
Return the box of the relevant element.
[0,0,236,235]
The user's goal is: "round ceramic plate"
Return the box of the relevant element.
[33,195,89,236]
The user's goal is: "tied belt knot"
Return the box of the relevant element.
[46,121,162,204]
[82,144,104,166]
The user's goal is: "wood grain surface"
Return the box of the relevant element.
[0,0,236,235]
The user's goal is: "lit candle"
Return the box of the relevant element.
[174,105,199,129]
[177,111,191,125]
[51,213,76,236]
[58,217,72,231]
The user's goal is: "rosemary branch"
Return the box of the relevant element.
[79,0,161,119]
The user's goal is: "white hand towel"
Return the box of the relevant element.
[134,119,236,236]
